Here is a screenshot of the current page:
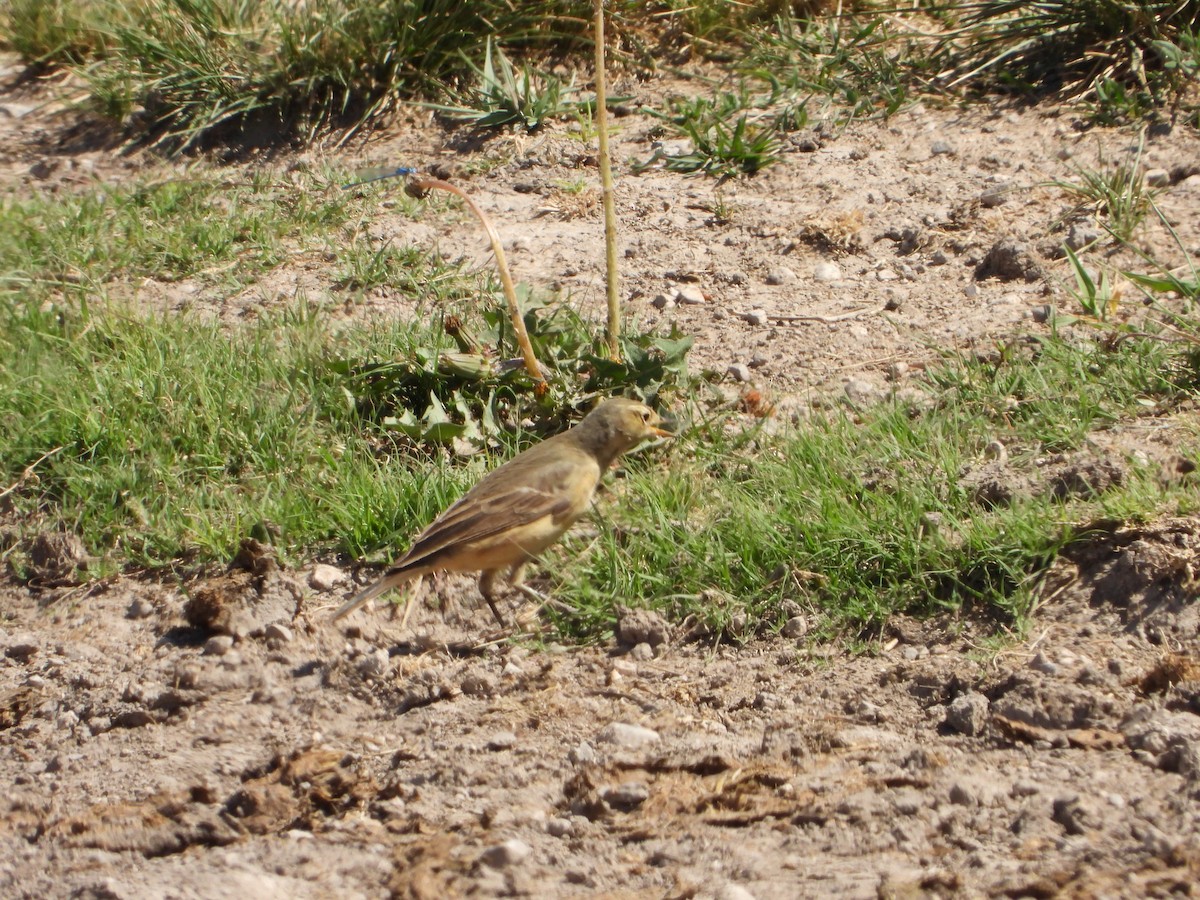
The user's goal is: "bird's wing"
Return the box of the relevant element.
[388,454,598,573]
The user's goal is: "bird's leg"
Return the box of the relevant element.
[477,569,507,627]
[509,561,549,606]
[399,575,424,630]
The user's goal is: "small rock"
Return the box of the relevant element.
[876,268,898,282]
[1145,168,1169,188]
[29,159,59,180]
[887,362,909,381]
[979,185,1010,208]
[983,440,1008,464]
[812,261,841,283]
[569,741,599,765]
[356,649,391,679]
[844,379,877,405]
[675,285,707,305]
[781,615,809,639]
[930,140,956,156]
[629,642,654,661]
[616,607,669,647]
[727,363,753,383]
[546,817,573,837]
[203,635,235,657]
[929,250,949,266]
[1065,221,1101,251]
[975,237,1042,283]
[126,597,156,620]
[1052,796,1093,836]
[741,308,769,326]
[1011,781,1040,798]
[948,781,978,806]
[596,722,660,749]
[264,623,293,643]
[945,691,990,736]
[480,839,531,868]
[765,267,796,286]
[1028,651,1059,675]
[309,565,345,592]
[486,731,517,751]
[602,781,650,811]
[1031,304,1054,323]
[651,291,676,310]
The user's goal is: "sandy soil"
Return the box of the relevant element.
[2,56,1200,898]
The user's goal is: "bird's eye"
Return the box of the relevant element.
[640,409,651,423]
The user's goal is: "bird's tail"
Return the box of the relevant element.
[331,571,410,622]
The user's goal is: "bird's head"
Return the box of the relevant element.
[577,397,671,465]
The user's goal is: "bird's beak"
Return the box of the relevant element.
[649,424,673,438]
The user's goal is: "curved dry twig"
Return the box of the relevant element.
[410,176,546,388]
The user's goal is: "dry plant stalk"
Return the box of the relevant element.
[595,0,621,362]
[411,176,546,388]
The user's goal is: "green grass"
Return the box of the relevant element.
[1,291,1195,636]
[0,301,473,567]
[0,0,604,150]
[931,0,1200,120]
[0,168,372,305]
[550,335,1198,641]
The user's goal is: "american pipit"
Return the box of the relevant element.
[332,397,669,624]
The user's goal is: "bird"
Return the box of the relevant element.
[331,397,670,625]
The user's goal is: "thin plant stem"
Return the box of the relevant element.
[595,0,621,362]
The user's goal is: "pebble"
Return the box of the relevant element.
[983,440,1008,464]
[720,885,758,900]
[596,722,660,749]
[486,731,517,751]
[125,597,155,620]
[781,615,809,638]
[876,268,898,282]
[979,186,1010,208]
[1031,304,1054,323]
[887,362,909,381]
[727,363,752,383]
[1065,221,1101,251]
[356,649,391,679]
[651,291,676,310]
[461,673,496,696]
[1028,651,1059,675]
[546,817,573,837]
[309,565,346,592]
[844,379,877,405]
[944,691,990,736]
[929,250,949,266]
[1145,168,1169,188]
[264,623,293,643]
[765,267,796,285]
[629,642,654,661]
[930,140,956,156]
[675,285,707,305]
[948,781,978,806]
[569,741,599,764]
[616,608,669,647]
[741,308,769,326]
[602,781,650,810]
[813,261,841,282]
[1011,781,1040,797]
[203,635,235,657]
[479,839,531,868]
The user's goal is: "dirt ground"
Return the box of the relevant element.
[3,56,1200,898]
